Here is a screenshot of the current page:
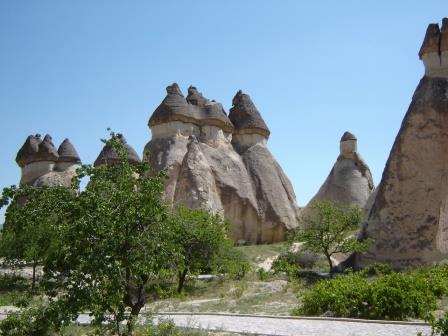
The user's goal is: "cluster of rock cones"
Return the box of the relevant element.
[14,17,448,268]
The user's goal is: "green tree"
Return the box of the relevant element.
[169,206,233,293]
[1,132,175,336]
[0,184,75,292]
[295,201,368,274]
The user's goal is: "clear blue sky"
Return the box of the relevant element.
[0,1,447,222]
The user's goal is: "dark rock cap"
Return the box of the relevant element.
[148,83,234,133]
[16,134,42,167]
[186,86,208,106]
[442,18,448,52]
[37,134,59,162]
[57,138,81,163]
[94,133,141,167]
[419,23,441,58]
[228,90,270,138]
[340,131,357,142]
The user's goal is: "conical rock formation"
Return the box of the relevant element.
[144,84,299,243]
[94,134,141,167]
[302,132,374,218]
[356,18,448,268]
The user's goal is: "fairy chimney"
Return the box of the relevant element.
[94,134,141,167]
[16,134,59,185]
[355,18,448,268]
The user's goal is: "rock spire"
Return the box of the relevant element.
[301,132,374,222]
[356,18,448,268]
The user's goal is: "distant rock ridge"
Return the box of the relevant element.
[145,84,300,243]
[355,18,448,268]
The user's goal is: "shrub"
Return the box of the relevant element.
[368,272,436,320]
[272,252,300,276]
[296,272,371,318]
[412,265,448,298]
[425,312,448,336]
[295,270,438,320]
[215,245,251,280]
[272,251,319,276]
[358,263,393,277]
[0,274,28,292]
[256,268,271,281]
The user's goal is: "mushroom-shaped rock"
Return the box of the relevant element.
[16,134,42,167]
[144,85,300,243]
[94,134,141,166]
[229,90,270,138]
[148,83,234,133]
[57,138,81,163]
[355,19,448,268]
[301,132,374,222]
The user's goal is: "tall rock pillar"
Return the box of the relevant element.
[356,18,448,268]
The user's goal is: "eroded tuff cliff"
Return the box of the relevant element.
[144,84,299,243]
[356,18,448,268]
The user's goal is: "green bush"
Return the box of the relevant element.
[0,274,28,292]
[412,265,448,298]
[358,263,393,277]
[272,251,320,276]
[295,270,439,320]
[271,252,301,276]
[368,272,436,320]
[296,272,371,318]
[425,312,448,336]
[0,304,51,335]
[215,246,251,280]
[256,268,271,281]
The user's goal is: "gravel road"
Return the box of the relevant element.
[0,309,432,335]
[154,313,431,336]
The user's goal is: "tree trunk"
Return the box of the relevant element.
[326,254,334,275]
[126,307,140,336]
[177,269,188,293]
[126,296,145,336]
[125,278,147,336]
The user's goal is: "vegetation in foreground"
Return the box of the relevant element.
[0,131,248,336]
